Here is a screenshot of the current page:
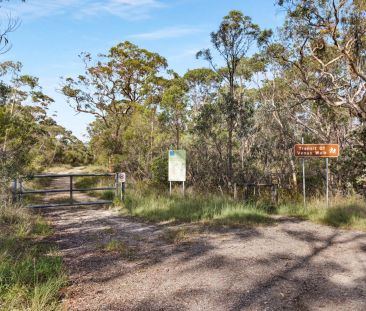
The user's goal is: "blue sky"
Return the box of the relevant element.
[1,0,285,141]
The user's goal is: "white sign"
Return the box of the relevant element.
[168,150,186,182]
[119,172,126,183]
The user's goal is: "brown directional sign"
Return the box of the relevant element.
[294,144,339,158]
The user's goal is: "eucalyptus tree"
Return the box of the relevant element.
[0,61,56,198]
[159,72,189,150]
[62,41,168,170]
[265,0,366,192]
[271,0,366,122]
[183,68,220,113]
[197,10,266,184]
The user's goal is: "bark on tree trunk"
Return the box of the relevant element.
[108,156,113,173]
[288,149,298,190]
[227,119,233,185]
[176,125,180,150]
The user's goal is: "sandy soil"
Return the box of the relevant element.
[39,169,366,310]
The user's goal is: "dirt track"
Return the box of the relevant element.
[42,204,366,311]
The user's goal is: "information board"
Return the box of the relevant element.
[168,150,186,182]
[294,144,339,158]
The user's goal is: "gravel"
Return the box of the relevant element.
[42,206,366,311]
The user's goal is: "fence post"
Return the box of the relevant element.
[70,176,73,203]
[12,179,17,203]
[121,181,125,201]
[234,183,237,200]
[19,178,23,202]
[115,173,119,198]
[271,184,278,205]
[243,185,247,203]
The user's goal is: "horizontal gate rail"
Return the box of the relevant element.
[13,172,120,208]
[28,201,113,209]
[21,187,115,195]
[26,173,115,178]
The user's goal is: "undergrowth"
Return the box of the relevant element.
[0,202,66,310]
[278,195,366,231]
[117,186,366,231]
[118,188,275,227]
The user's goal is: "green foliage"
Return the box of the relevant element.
[160,73,189,149]
[151,155,168,185]
[62,41,168,173]
[0,203,66,310]
[0,61,90,203]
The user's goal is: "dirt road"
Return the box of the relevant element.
[42,204,366,311]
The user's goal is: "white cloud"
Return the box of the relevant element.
[168,47,200,59]
[78,0,164,20]
[129,26,201,40]
[1,0,164,20]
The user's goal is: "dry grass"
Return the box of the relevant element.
[101,239,135,258]
[278,195,366,231]
[161,228,191,244]
[119,191,275,227]
[0,202,66,310]
[119,189,366,231]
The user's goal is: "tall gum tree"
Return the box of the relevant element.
[271,0,366,122]
[62,41,167,170]
[197,10,267,185]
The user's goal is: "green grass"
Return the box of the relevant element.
[0,203,66,310]
[74,175,115,201]
[118,189,366,231]
[101,239,135,258]
[119,191,275,227]
[278,196,366,231]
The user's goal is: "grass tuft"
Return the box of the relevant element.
[161,228,191,243]
[0,202,66,310]
[101,239,135,258]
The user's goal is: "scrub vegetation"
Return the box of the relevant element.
[119,190,366,231]
[0,203,66,311]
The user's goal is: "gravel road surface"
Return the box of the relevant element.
[42,205,366,311]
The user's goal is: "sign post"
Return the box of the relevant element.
[119,172,126,201]
[326,158,329,208]
[168,150,186,196]
[301,137,306,208]
[294,143,339,207]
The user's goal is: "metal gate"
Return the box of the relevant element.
[12,173,120,208]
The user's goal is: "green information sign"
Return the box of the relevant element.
[168,150,186,182]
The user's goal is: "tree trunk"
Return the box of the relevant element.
[288,149,297,190]
[108,156,113,173]
[150,117,154,178]
[227,119,233,184]
[176,125,180,150]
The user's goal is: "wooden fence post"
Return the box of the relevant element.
[243,185,248,203]
[115,173,119,198]
[70,176,73,203]
[12,179,17,203]
[271,184,278,205]
[19,178,23,202]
